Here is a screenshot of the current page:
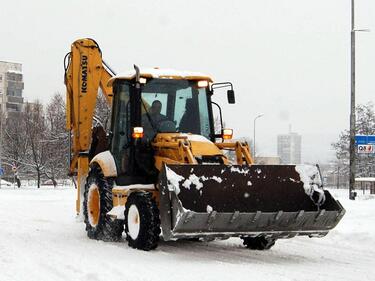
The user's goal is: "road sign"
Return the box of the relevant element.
[355,135,375,145]
[358,144,374,154]
[0,168,4,176]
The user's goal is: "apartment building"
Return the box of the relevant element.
[0,61,24,117]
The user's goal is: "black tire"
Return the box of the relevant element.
[124,192,160,251]
[83,165,124,241]
[241,236,276,250]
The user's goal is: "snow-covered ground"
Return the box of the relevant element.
[0,179,12,186]
[0,186,374,281]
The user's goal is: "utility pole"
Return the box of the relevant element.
[349,0,356,200]
[0,107,3,189]
[349,1,370,200]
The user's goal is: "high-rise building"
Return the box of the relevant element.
[277,127,301,164]
[0,61,24,118]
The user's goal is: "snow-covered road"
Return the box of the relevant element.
[0,187,374,281]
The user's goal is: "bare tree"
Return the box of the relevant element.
[2,94,70,187]
[43,93,69,187]
[2,112,29,175]
[23,101,47,188]
[94,90,111,131]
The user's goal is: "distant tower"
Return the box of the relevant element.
[277,125,302,164]
[0,61,24,118]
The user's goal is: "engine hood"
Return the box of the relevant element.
[153,133,222,157]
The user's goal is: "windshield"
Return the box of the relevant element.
[140,79,212,140]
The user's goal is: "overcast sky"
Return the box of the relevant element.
[1,0,374,163]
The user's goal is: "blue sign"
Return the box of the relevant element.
[0,168,4,176]
[355,135,375,145]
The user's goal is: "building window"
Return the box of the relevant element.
[6,103,19,111]
[7,89,22,97]
[6,73,22,82]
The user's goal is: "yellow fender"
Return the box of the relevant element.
[90,151,117,177]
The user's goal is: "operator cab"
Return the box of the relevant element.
[140,78,212,140]
[108,68,215,184]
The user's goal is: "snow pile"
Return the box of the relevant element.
[165,166,185,194]
[166,167,223,194]
[230,166,249,175]
[295,165,325,204]
[0,179,12,186]
[107,205,125,220]
[182,174,223,191]
[203,176,222,183]
[182,174,203,190]
[183,134,211,143]
[112,68,212,82]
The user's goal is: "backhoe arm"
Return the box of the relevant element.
[64,38,114,214]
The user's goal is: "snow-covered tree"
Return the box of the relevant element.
[23,101,48,188]
[332,102,375,179]
[94,90,111,131]
[43,93,69,187]
[2,112,28,173]
[1,94,70,187]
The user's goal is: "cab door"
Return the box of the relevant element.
[110,83,130,176]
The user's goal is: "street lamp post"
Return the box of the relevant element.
[349,0,356,200]
[0,110,3,189]
[253,114,264,160]
[349,0,370,200]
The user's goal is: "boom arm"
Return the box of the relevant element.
[64,38,114,213]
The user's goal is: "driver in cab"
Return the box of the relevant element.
[142,100,168,140]
[149,100,167,124]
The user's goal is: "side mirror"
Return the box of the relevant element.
[227,90,235,104]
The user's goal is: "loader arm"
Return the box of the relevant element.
[64,38,114,214]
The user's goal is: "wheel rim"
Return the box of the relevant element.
[128,205,140,240]
[88,184,100,227]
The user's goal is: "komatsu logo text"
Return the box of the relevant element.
[81,55,88,93]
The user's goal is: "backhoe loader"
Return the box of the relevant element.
[65,38,345,251]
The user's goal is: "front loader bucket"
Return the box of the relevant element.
[159,164,345,241]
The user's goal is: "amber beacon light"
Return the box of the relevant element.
[222,128,233,140]
[132,127,144,139]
